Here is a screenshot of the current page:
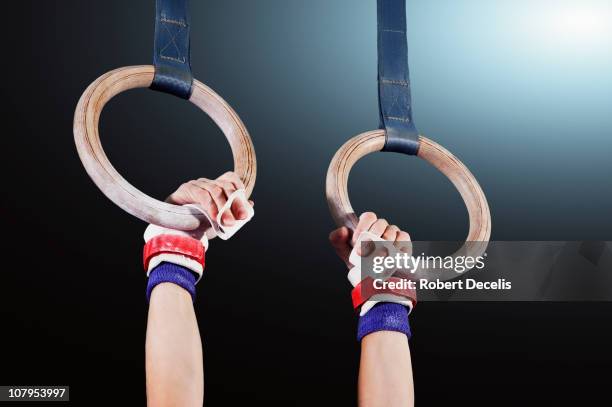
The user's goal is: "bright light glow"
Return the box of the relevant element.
[549,7,608,40]
[524,2,612,50]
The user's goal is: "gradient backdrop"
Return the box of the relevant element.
[1,0,611,405]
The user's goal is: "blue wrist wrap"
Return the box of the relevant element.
[357,303,411,341]
[146,262,197,302]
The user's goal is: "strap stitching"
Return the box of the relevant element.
[159,17,187,64]
[386,116,411,122]
[161,17,187,27]
[388,85,410,122]
[381,79,409,86]
[379,3,410,126]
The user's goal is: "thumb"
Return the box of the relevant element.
[329,227,352,265]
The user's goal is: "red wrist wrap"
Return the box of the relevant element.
[351,277,417,310]
[143,234,205,271]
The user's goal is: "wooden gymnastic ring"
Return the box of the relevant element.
[326,130,491,251]
[74,65,256,231]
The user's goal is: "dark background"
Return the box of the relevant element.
[1,0,611,405]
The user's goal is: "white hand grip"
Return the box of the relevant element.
[144,223,210,251]
[215,189,254,240]
[360,295,414,316]
[348,231,384,267]
[348,267,414,316]
[347,266,362,286]
[185,189,254,241]
[347,232,413,316]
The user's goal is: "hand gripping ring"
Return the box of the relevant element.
[326,130,491,262]
[74,66,256,231]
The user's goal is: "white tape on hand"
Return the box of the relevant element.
[186,189,254,241]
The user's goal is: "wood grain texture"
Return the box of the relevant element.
[326,130,491,245]
[74,65,256,231]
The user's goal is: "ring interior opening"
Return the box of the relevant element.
[347,151,470,242]
[100,87,235,203]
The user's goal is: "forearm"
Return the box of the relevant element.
[146,283,204,407]
[330,213,416,406]
[359,331,414,407]
[140,172,251,406]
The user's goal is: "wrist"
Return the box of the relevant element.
[143,233,207,303]
[146,253,204,282]
[143,234,206,282]
[147,263,197,302]
[357,302,411,342]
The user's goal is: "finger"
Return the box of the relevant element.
[166,182,192,204]
[329,227,351,248]
[384,226,402,262]
[230,194,251,220]
[212,180,240,225]
[369,218,389,238]
[352,212,378,247]
[212,180,237,196]
[218,171,245,191]
[382,225,400,242]
[396,231,411,242]
[214,180,251,221]
[189,186,217,219]
[329,227,352,266]
[192,180,227,223]
[395,231,413,254]
[361,218,388,257]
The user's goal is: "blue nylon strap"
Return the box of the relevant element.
[151,0,194,99]
[378,0,420,155]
